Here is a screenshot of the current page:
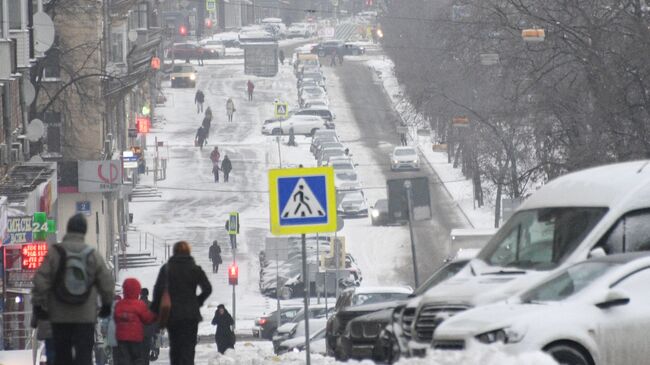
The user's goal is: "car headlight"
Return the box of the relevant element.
[392,159,399,164]
[476,326,526,344]
[190,74,196,80]
[371,209,380,218]
[412,160,419,163]
[171,76,176,80]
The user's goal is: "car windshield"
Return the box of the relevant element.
[342,191,363,202]
[172,65,193,73]
[351,292,410,306]
[414,261,468,295]
[395,148,416,156]
[478,208,608,270]
[336,171,358,181]
[520,261,615,302]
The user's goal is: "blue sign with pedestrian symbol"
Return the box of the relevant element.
[269,167,337,235]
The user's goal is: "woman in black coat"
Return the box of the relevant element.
[151,241,212,365]
[211,304,235,354]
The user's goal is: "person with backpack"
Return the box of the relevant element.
[32,214,115,365]
[151,241,212,365]
[114,278,157,365]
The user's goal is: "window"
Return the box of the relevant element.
[43,112,62,153]
[42,46,61,80]
[110,32,125,63]
[8,0,24,30]
[129,2,149,30]
[479,208,607,270]
[597,210,650,254]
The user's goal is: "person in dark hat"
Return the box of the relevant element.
[211,304,235,354]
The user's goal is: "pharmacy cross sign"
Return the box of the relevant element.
[268,167,337,235]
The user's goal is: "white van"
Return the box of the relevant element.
[402,161,650,356]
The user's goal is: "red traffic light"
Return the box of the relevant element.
[205,18,213,29]
[179,25,188,36]
[136,115,151,134]
[228,263,239,285]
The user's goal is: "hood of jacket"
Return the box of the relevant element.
[123,278,141,299]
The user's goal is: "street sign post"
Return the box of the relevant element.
[274,102,289,119]
[268,167,337,365]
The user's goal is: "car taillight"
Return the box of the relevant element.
[259,318,268,326]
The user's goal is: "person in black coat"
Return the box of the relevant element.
[208,241,222,273]
[221,155,232,182]
[195,126,207,150]
[211,304,235,354]
[151,241,212,365]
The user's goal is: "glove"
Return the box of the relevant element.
[33,305,49,321]
[98,304,112,319]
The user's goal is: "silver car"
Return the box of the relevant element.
[391,146,420,171]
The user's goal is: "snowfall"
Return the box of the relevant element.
[106,36,557,364]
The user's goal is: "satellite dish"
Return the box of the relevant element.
[128,30,138,42]
[26,119,46,142]
[29,155,44,163]
[22,79,35,106]
[33,12,55,53]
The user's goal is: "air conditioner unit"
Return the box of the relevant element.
[0,40,16,79]
[0,144,8,165]
[11,142,23,162]
[9,30,30,68]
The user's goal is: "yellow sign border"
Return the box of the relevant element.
[269,167,337,235]
[274,102,289,119]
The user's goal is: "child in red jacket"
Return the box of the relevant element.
[114,278,157,365]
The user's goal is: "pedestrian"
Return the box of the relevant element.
[195,126,207,150]
[208,241,222,273]
[202,113,213,141]
[32,214,115,365]
[221,155,232,182]
[211,304,235,354]
[226,98,236,122]
[140,288,158,365]
[114,278,157,365]
[247,80,255,101]
[197,49,204,66]
[400,132,407,146]
[287,127,296,147]
[151,241,212,365]
[205,106,213,120]
[330,50,337,67]
[195,90,205,114]
[279,49,285,65]
[338,50,344,65]
[210,147,221,182]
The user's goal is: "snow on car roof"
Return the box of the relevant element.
[352,286,413,295]
[520,160,650,211]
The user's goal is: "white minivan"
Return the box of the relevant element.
[262,115,332,136]
[400,161,650,357]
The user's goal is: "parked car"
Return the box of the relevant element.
[252,306,302,339]
[311,40,365,56]
[199,39,225,57]
[295,107,335,122]
[298,72,326,88]
[318,147,346,166]
[311,135,340,154]
[278,327,327,354]
[299,87,327,106]
[274,318,328,354]
[170,64,197,88]
[166,42,208,60]
[330,159,356,173]
[287,22,312,38]
[272,305,333,351]
[301,95,329,109]
[262,115,331,135]
[326,287,413,357]
[337,189,369,218]
[390,146,420,171]
[315,142,344,160]
[335,170,362,191]
[434,253,650,365]
[404,160,650,358]
[370,199,390,226]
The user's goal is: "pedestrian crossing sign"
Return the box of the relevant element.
[274,102,289,119]
[269,167,337,235]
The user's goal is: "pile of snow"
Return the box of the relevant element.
[206,341,557,365]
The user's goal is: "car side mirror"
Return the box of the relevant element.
[589,247,607,258]
[596,289,630,309]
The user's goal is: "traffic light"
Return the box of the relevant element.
[228,263,239,285]
[179,25,188,36]
[205,18,213,29]
[136,116,151,134]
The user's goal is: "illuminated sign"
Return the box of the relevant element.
[136,115,151,134]
[21,243,48,270]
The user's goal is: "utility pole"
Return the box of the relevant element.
[404,180,419,287]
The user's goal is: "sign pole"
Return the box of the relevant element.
[232,244,236,329]
[316,233,320,304]
[335,232,339,299]
[276,241,281,331]
[404,180,419,287]
[301,233,311,365]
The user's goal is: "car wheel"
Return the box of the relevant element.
[318,50,326,57]
[272,128,282,136]
[544,343,593,365]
